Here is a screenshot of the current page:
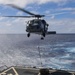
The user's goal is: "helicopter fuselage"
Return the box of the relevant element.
[26,19,48,35]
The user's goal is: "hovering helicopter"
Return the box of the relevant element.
[2,4,56,40]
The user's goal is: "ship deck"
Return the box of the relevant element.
[0,66,75,75]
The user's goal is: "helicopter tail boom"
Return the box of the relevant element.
[47,31,56,34]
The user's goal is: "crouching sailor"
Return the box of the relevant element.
[38,69,50,75]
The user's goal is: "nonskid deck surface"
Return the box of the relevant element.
[0,66,75,75]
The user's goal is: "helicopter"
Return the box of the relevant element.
[2,4,56,40]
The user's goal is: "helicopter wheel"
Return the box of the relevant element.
[27,33,30,37]
[41,37,44,40]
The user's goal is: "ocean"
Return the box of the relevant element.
[0,34,75,71]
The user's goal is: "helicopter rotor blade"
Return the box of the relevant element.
[7,4,36,16]
[6,4,45,18]
[1,16,34,18]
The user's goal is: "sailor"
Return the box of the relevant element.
[38,69,50,75]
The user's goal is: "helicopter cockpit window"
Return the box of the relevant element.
[33,20,40,26]
[28,20,41,26]
[28,20,34,25]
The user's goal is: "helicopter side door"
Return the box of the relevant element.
[41,20,48,32]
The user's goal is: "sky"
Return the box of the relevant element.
[0,0,75,34]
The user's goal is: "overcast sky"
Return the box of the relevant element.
[0,0,75,34]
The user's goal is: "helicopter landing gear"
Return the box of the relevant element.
[41,35,44,40]
[27,33,30,37]
[40,32,45,40]
[42,32,45,37]
[41,37,44,40]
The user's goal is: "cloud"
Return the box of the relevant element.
[46,8,75,16]
[39,0,65,4]
[47,18,75,33]
[58,8,75,11]
[16,12,24,16]
[45,7,75,16]
[45,7,75,19]
[72,12,75,14]
[0,17,34,34]
[45,11,71,20]
[0,0,72,7]
[0,17,5,21]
